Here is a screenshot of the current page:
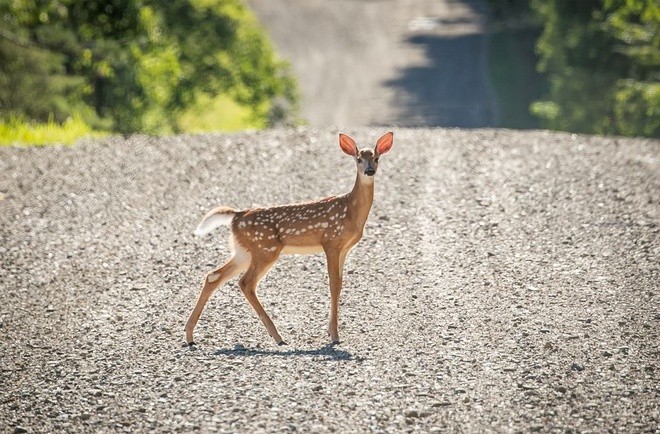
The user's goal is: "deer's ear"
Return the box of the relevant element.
[375,132,393,155]
[339,133,358,156]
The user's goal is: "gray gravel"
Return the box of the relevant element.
[1,128,658,433]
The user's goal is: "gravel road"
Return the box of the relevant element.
[246,0,499,128]
[1,129,658,432]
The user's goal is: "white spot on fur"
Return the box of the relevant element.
[207,272,220,283]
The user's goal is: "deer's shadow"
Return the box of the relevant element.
[213,343,354,361]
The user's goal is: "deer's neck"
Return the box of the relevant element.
[346,172,375,230]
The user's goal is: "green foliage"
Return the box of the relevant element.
[0,115,105,146]
[178,93,265,132]
[531,0,659,137]
[0,0,298,135]
[489,26,547,129]
[0,18,92,124]
[487,0,535,23]
[486,0,546,129]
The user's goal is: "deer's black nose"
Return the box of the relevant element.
[365,168,375,176]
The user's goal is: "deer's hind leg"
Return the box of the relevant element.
[185,242,250,345]
[238,250,285,345]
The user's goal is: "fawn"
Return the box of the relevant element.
[185,132,393,346]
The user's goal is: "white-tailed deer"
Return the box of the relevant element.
[185,132,393,346]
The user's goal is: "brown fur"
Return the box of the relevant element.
[185,132,393,346]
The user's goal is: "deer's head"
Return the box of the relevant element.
[339,132,393,179]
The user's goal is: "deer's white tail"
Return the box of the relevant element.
[194,206,237,236]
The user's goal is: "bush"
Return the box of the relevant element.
[532,0,659,137]
[0,0,298,136]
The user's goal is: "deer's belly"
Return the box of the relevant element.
[281,244,324,255]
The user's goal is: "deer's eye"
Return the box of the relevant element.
[374,157,379,163]
[357,158,362,163]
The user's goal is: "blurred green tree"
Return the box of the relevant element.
[0,0,298,134]
[531,0,659,137]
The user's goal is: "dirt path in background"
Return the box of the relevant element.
[246,0,499,128]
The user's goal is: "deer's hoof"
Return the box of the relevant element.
[277,340,288,346]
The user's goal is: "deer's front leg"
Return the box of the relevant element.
[325,248,346,344]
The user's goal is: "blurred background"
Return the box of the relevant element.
[0,0,657,144]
